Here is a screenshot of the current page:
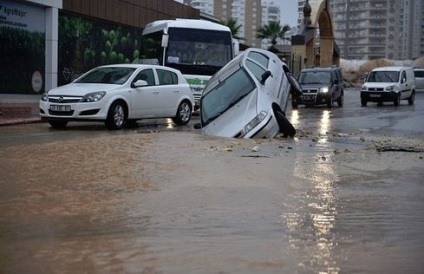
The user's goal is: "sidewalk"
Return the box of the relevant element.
[0,94,43,126]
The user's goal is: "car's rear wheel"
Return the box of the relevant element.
[173,100,192,125]
[394,93,400,106]
[48,119,68,129]
[275,111,295,137]
[361,98,367,107]
[105,101,126,130]
[408,91,415,105]
[337,93,344,107]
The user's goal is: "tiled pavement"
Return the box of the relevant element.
[0,95,42,126]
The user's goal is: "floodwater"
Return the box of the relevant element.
[1,89,424,273]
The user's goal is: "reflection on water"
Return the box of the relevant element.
[318,110,331,143]
[284,108,340,273]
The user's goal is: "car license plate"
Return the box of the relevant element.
[50,105,71,112]
[302,95,315,100]
[370,94,381,98]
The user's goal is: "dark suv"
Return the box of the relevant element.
[292,66,344,108]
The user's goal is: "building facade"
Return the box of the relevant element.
[184,0,263,47]
[296,0,423,60]
[0,0,199,95]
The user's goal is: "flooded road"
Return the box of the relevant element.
[0,89,423,273]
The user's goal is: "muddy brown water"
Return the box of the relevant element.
[1,129,423,274]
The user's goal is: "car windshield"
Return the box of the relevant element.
[201,68,256,126]
[298,71,332,85]
[76,67,136,84]
[367,71,399,83]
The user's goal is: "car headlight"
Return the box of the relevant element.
[40,92,48,101]
[385,85,395,92]
[242,111,267,136]
[320,87,329,93]
[361,85,368,91]
[80,91,106,102]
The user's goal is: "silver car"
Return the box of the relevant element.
[196,48,302,138]
[414,68,424,92]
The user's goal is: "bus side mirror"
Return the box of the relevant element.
[161,33,169,47]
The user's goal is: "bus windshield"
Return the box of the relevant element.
[141,27,233,76]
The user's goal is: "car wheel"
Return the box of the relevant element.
[326,95,334,108]
[105,101,126,130]
[337,93,344,107]
[48,119,68,129]
[291,96,299,109]
[408,91,415,105]
[394,93,400,106]
[275,111,296,137]
[173,100,192,125]
[361,98,367,107]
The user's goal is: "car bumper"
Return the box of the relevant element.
[361,91,397,102]
[39,101,109,120]
[295,92,331,105]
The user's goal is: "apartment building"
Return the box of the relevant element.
[296,0,423,60]
[184,0,263,47]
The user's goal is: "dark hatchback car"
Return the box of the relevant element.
[292,66,344,108]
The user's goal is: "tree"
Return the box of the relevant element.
[221,18,244,40]
[256,21,291,45]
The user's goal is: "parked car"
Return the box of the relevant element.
[39,64,194,129]
[195,48,302,138]
[360,66,415,106]
[292,66,344,108]
[414,68,424,92]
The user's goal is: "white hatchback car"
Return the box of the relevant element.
[40,64,194,129]
[196,48,302,138]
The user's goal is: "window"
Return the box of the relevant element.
[157,69,177,85]
[134,69,155,86]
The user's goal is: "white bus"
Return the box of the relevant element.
[140,19,237,109]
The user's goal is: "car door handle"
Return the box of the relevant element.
[173,90,179,93]
[153,91,159,94]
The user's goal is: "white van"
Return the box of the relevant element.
[361,66,416,106]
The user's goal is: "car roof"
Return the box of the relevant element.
[371,66,413,71]
[95,64,181,73]
[300,66,340,72]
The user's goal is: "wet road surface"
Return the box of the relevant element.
[0,88,423,273]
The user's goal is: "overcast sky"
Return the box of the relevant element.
[174,1,299,27]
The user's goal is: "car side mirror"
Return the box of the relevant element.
[132,80,148,88]
[260,71,272,85]
[287,74,303,97]
[194,123,202,129]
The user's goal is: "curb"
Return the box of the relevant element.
[0,117,44,127]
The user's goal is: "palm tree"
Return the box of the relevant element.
[221,18,244,40]
[256,21,291,45]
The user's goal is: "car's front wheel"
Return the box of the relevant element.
[361,98,367,107]
[275,111,296,137]
[173,100,192,125]
[326,95,334,108]
[291,96,299,109]
[48,119,68,129]
[394,93,401,106]
[105,101,126,130]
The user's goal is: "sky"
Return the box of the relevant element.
[278,1,298,27]
[174,1,299,27]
